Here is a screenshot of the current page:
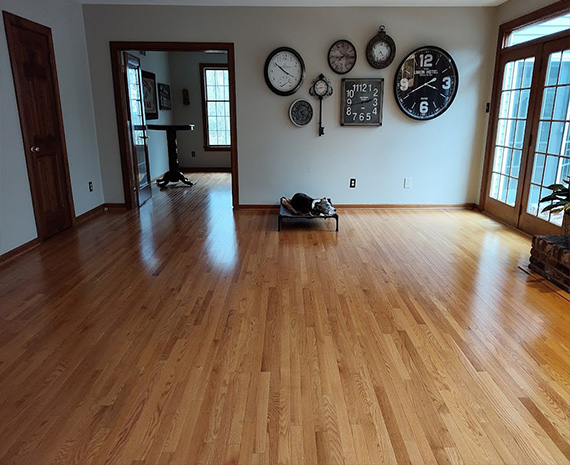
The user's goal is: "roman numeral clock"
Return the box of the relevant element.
[394,46,459,120]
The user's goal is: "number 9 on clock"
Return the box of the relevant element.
[341,78,384,126]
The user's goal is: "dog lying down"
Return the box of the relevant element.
[281,193,337,216]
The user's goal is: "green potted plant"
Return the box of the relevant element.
[540,177,570,247]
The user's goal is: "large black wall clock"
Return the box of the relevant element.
[394,46,459,120]
[264,47,306,96]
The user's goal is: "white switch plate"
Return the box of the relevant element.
[404,178,412,189]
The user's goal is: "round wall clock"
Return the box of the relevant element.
[394,45,459,120]
[289,99,313,127]
[366,26,396,69]
[328,39,357,75]
[264,47,306,96]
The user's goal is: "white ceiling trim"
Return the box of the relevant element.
[78,0,508,7]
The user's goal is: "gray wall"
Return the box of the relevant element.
[0,0,103,255]
[83,5,496,206]
[169,51,231,169]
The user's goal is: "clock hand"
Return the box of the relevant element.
[351,98,373,105]
[408,77,437,95]
[275,63,293,77]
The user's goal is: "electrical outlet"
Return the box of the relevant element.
[88,181,93,192]
[192,151,196,157]
[486,102,490,113]
[350,178,356,188]
[404,178,412,189]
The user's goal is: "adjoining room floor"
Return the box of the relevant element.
[1,173,569,464]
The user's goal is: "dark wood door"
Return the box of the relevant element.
[124,53,152,206]
[3,12,74,240]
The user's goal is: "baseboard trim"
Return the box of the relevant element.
[239,203,478,211]
[180,167,232,173]
[336,203,475,210]
[239,204,280,210]
[0,238,40,268]
[104,203,127,210]
[76,204,105,225]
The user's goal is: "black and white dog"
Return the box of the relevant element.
[289,193,336,216]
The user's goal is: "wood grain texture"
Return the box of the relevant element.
[0,173,569,465]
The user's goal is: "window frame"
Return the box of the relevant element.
[200,63,231,152]
[479,0,570,213]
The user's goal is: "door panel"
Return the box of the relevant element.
[4,12,74,240]
[124,53,152,207]
[484,45,541,226]
[519,39,570,235]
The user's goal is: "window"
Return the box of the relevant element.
[506,13,570,47]
[201,64,231,150]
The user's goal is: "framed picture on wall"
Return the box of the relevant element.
[141,70,158,120]
[158,83,171,110]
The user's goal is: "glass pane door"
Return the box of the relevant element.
[489,58,535,206]
[519,39,570,235]
[484,45,540,226]
[124,53,152,207]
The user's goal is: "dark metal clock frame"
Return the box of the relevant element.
[328,39,357,75]
[264,46,306,97]
[366,26,396,70]
[393,45,459,121]
[341,78,384,126]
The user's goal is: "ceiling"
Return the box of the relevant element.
[79,0,508,7]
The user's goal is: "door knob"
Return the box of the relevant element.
[30,146,40,152]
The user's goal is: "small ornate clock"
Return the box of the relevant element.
[328,39,357,75]
[366,26,396,69]
[341,78,384,126]
[309,74,333,136]
[264,47,306,96]
[289,99,313,127]
[394,45,459,120]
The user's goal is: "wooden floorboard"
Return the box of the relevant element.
[0,173,569,465]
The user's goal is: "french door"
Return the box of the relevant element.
[484,32,569,235]
[124,53,152,207]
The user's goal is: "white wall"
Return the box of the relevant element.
[496,0,563,24]
[0,0,103,255]
[168,51,231,169]
[129,50,173,180]
[84,5,496,206]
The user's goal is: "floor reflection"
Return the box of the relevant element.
[205,184,238,270]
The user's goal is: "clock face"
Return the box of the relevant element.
[394,46,459,120]
[314,79,329,96]
[289,99,313,127]
[341,78,384,126]
[328,39,357,75]
[366,29,396,69]
[264,47,305,96]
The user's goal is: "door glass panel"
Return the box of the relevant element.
[506,13,570,47]
[526,48,570,226]
[489,57,535,206]
[126,65,149,189]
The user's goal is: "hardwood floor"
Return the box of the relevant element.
[1,173,569,465]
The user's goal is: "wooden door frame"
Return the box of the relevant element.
[3,11,76,240]
[110,41,239,210]
[479,0,570,213]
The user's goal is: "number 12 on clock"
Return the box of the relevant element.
[341,78,384,126]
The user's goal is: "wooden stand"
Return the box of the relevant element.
[146,124,194,187]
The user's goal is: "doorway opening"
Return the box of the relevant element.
[110,42,239,210]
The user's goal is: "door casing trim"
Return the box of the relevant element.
[110,41,239,209]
